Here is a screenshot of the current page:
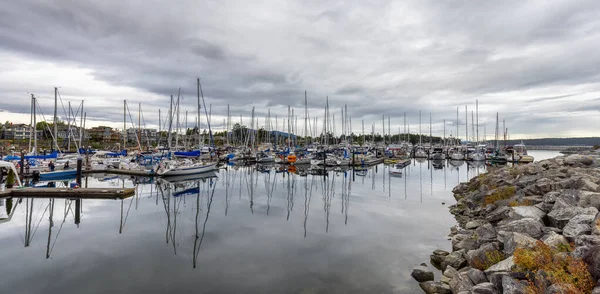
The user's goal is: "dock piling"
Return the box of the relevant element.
[76,158,83,186]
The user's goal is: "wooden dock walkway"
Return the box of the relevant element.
[83,169,155,177]
[0,187,135,199]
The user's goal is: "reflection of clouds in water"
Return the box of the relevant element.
[1,156,567,293]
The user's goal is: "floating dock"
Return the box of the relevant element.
[83,169,155,177]
[0,187,135,199]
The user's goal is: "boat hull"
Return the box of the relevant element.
[157,163,217,176]
[39,170,78,181]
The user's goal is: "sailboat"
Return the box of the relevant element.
[157,78,217,177]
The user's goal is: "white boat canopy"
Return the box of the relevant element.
[0,161,23,187]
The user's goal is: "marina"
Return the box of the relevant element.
[0,151,556,293]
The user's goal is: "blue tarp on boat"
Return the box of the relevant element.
[174,150,201,157]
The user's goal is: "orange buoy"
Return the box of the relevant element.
[287,154,297,163]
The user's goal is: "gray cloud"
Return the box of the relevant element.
[1,0,600,137]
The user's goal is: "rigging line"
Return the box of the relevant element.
[50,200,73,255]
[30,202,50,242]
[120,186,137,229]
[35,100,60,150]
[125,102,142,149]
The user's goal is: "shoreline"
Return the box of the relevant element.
[412,154,600,293]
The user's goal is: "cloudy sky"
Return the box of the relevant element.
[1,0,599,139]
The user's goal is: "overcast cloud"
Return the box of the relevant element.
[1,0,599,139]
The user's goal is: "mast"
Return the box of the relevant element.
[419,110,422,145]
[79,101,84,147]
[388,116,390,146]
[32,94,37,154]
[197,78,214,150]
[382,114,385,145]
[476,99,479,145]
[196,80,201,152]
[138,102,142,151]
[304,91,308,147]
[361,119,364,146]
[29,95,33,153]
[123,100,126,150]
[456,107,459,145]
[53,87,58,151]
[429,112,432,147]
[465,105,468,144]
[404,112,407,143]
[227,104,230,146]
[67,101,71,151]
[443,119,446,147]
[471,110,475,146]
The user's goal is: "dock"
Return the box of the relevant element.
[83,168,155,177]
[0,187,135,199]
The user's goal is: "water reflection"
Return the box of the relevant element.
[2,156,533,293]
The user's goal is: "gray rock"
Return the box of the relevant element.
[576,235,600,247]
[535,202,553,213]
[583,246,600,280]
[496,218,545,239]
[466,219,487,230]
[472,282,498,294]
[571,245,591,259]
[449,272,474,293]
[552,190,581,209]
[475,223,497,245]
[466,242,501,268]
[443,266,458,279]
[564,154,596,167]
[440,275,451,285]
[419,281,452,294]
[580,191,600,209]
[501,275,526,294]
[430,249,450,265]
[466,268,487,285]
[484,256,515,276]
[442,251,468,270]
[563,214,594,241]
[581,177,600,192]
[593,286,600,294]
[545,284,568,294]
[547,206,598,229]
[543,191,561,204]
[508,206,545,221]
[454,237,479,251]
[499,231,537,255]
[541,231,569,249]
[411,264,434,282]
[485,206,511,223]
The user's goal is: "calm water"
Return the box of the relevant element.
[0,151,559,294]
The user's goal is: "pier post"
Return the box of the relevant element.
[20,151,25,175]
[76,158,82,186]
[75,199,81,225]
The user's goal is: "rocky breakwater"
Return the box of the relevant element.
[412,155,600,294]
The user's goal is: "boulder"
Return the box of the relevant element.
[508,206,545,221]
[576,235,600,247]
[593,286,600,294]
[475,223,497,244]
[583,246,600,280]
[430,249,449,265]
[485,206,511,223]
[496,218,545,239]
[581,178,600,192]
[449,272,474,293]
[443,266,458,279]
[547,206,598,229]
[466,219,488,230]
[564,154,596,167]
[563,214,594,241]
[543,191,561,204]
[541,231,569,249]
[498,231,537,255]
[442,251,468,270]
[472,282,499,294]
[419,281,451,294]
[571,245,590,259]
[466,268,487,285]
[552,190,581,209]
[484,256,515,276]
[579,191,600,209]
[501,276,526,294]
[545,284,568,294]
[411,264,434,282]
[466,242,501,268]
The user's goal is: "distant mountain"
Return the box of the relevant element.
[497,137,600,146]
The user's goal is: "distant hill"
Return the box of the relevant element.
[500,137,600,146]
